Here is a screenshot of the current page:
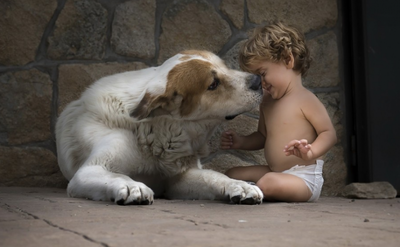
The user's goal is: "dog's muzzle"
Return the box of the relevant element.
[249,74,262,91]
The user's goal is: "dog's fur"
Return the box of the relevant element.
[56,50,264,205]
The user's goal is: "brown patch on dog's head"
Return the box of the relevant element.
[165,59,213,116]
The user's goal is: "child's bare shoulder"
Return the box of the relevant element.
[298,88,321,105]
[297,89,328,117]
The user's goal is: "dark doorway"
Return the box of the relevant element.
[345,0,400,194]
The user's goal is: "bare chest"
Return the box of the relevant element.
[261,99,317,170]
[263,99,310,135]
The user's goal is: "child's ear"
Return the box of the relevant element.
[285,54,295,69]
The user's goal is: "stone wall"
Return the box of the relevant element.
[0,0,345,196]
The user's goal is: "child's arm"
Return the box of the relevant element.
[220,130,265,150]
[221,106,266,151]
[284,95,337,160]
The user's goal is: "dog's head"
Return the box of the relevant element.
[131,50,263,121]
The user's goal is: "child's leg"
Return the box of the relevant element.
[256,173,312,202]
[225,165,271,183]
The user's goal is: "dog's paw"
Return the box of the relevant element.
[226,181,263,205]
[111,180,154,206]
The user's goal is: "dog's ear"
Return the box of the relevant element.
[179,93,201,116]
[130,93,150,120]
[130,93,159,120]
[130,92,182,120]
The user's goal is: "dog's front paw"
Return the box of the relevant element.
[226,181,263,205]
[111,180,154,205]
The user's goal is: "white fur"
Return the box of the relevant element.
[56,51,264,205]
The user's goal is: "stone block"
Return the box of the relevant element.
[222,40,245,70]
[305,31,339,88]
[247,0,337,33]
[220,0,244,29]
[341,182,397,199]
[58,62,147,113]
[322,145,347,196]
[0,0,56,65]
[0,146,67,188]
[111,0,156,59]
[47,0,107,60]
[0,69,52,145]
[158,0,231,63]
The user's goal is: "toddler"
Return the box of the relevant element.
[221,22,337,202]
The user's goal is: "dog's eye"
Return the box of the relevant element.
[208,78,220,90]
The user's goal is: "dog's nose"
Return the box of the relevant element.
[249,74,261,91]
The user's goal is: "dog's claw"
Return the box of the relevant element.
[230,195,242,204]
[140,199,151,205]
[116,199,125,205]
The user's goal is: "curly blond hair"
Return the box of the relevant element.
[239,22,312,76]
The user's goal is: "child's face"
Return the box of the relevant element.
[249,60,295,100]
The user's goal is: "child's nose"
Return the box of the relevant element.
[261,78,267,88]
[261,76,266,83]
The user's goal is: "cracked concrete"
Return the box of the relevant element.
[0,187,399,247]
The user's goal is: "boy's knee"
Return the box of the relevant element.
[256,173,282,196]
[256,179,270,195]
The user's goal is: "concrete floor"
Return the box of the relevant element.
[0,187,399,247]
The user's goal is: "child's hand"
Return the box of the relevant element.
[283,139,313,160]
[220,130,241,150]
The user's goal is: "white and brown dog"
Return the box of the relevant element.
[56,50,263,205]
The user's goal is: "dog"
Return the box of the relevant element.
[56,50,264,205]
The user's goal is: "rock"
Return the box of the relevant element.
[305,31,339,88]
[220,0,244,29]
[0,69,52,145]
[222,40,245,70]
[341,182,397,199]
[0,0,57,65]
[111,0,156,59]
[246,0,337,33]
[0,146,67,187]
[58,62,148,113]
[158,0,231,63]
[321,145,347,196]
[47,0,108,60]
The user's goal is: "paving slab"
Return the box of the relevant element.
[0,187,399,247]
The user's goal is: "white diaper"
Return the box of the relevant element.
[282,160,324,202]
